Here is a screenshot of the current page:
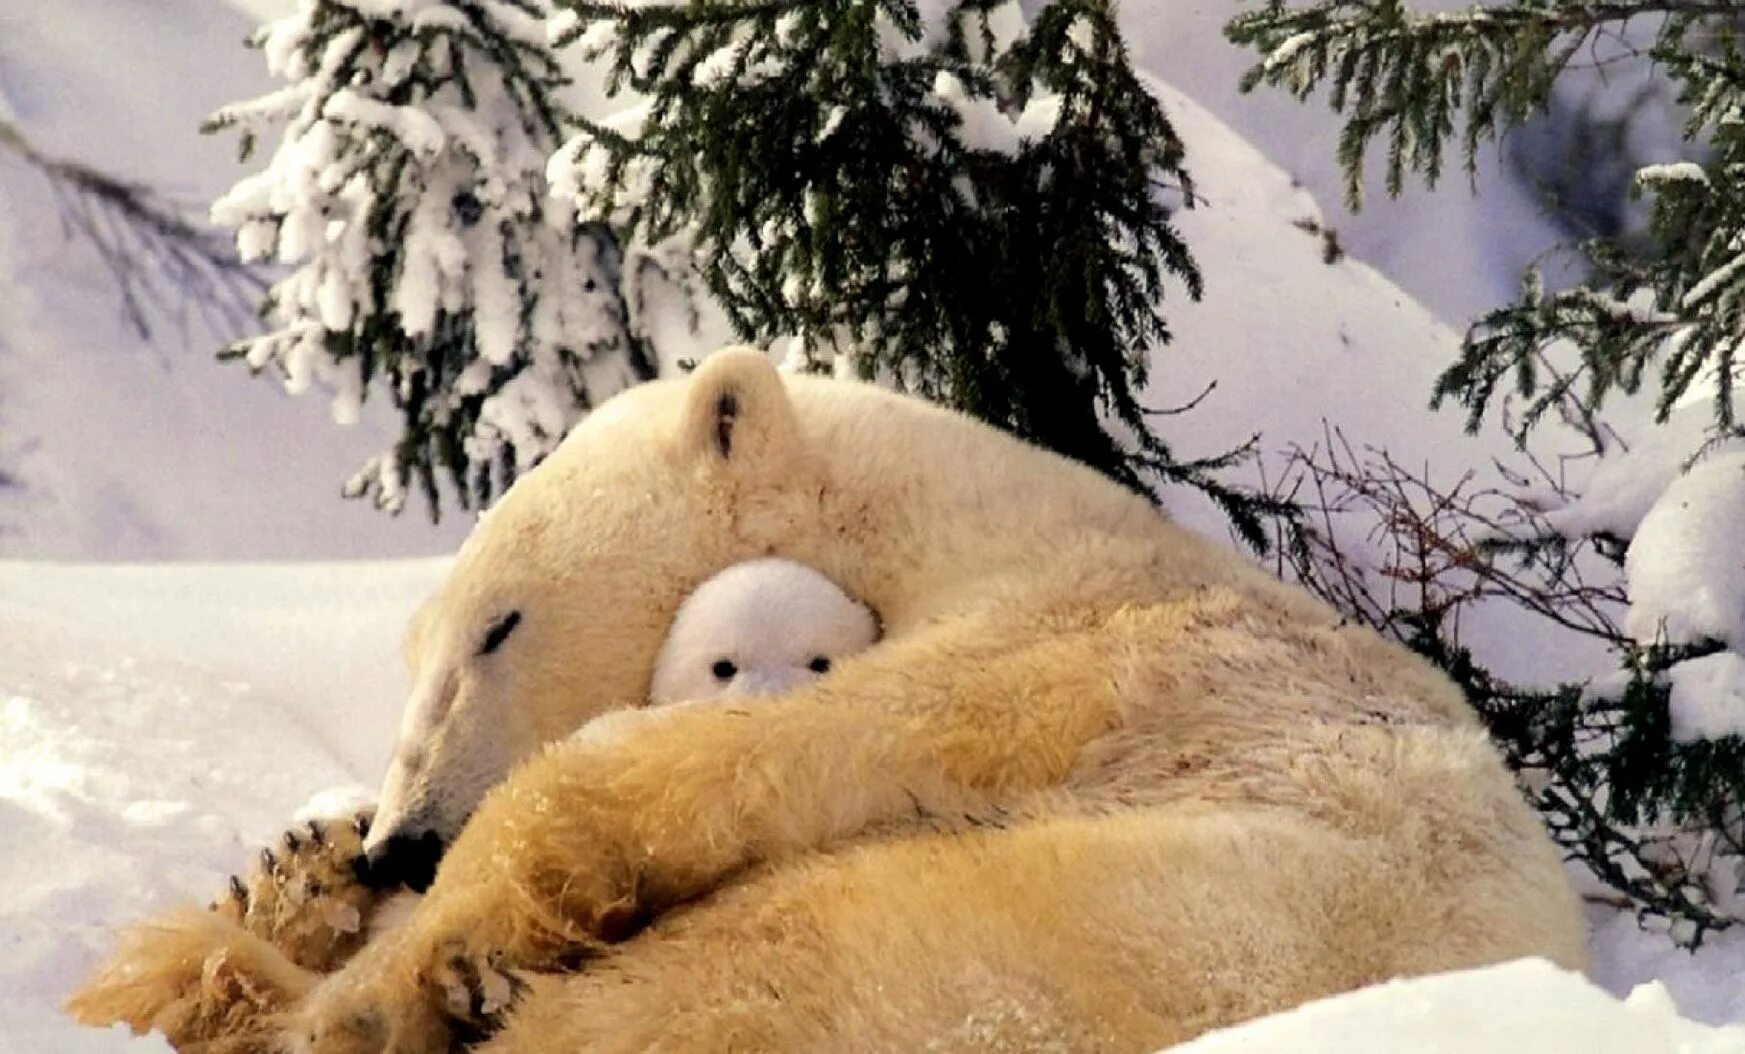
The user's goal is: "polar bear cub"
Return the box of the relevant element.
[572,558,879,750]
[649,557,881,704]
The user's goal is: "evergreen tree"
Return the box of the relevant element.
[550,0,1282,548]
[1228,0,1745,441]
[207,0,653,516]
[1229,0,1745,939]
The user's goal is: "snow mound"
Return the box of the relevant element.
[1625,451,1745,650]
[1666,651,1745,743]
[1166,958,1745,1054]
[1547,402,1745,541]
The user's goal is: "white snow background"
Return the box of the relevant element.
[2,0,1743,1050]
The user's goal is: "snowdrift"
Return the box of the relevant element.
[1168,958,1745,1054]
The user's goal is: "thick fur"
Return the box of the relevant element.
[71,348,1585,1052]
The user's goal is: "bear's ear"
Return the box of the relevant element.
[677,347,799,473]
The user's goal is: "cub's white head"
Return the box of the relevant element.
[650,557,879,704]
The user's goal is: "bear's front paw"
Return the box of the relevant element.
[214,809,379,973]
[286,938,521,1053]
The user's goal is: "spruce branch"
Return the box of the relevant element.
[1231,1,1745,449]
[1262,429,1744,942]
[1229,0,1744,208]
[556,0,1282,548]
[0,118,267,342]
[209,0,652,517]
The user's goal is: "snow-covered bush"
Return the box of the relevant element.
[206,0,653,515]
[1232,0,1745,939]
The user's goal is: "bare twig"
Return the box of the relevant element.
[0,118,267,342]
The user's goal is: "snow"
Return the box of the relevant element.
[1166,957,1745,1053]
[1639,162,1711,187]
[1590,907,1745,1026]
[1625,452,1745,649]
[1111,0,1566,326]
[930,71,1025,155]
[322,90,447,157]
[1668,652,1745,743]
[1683,248,1745,310]
[1547,401,1744,540]
[0,560,445,1050]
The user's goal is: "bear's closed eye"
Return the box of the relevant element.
[478,611,523,656]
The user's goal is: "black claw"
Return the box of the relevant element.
[260,847,278,877]
[451,955,487,1020]
[283,830,301,853]
[229,874,248,905]
[307,820,326,847]
[352,812,372,838]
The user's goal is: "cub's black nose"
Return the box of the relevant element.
[355,830,447,893]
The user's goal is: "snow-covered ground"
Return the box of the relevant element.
[0,559,439,1052]
[3,0,1741,1049]
[1176,958,1745,1053]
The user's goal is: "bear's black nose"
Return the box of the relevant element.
[355,830,446,893]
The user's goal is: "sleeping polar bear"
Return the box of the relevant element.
[70,348,1585,1053]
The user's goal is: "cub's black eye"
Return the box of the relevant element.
[478,610,522,656]
[807,656,831,674]
[711,659,738,681]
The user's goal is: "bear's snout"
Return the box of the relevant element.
[355,830,447,893]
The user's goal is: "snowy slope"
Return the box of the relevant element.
[0,0,468,560]
[1127,77,1609,687]
[1112,0,1567,326]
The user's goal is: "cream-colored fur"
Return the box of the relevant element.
[71,347,1585,1053]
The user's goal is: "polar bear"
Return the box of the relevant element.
[70,348,1586,1054]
